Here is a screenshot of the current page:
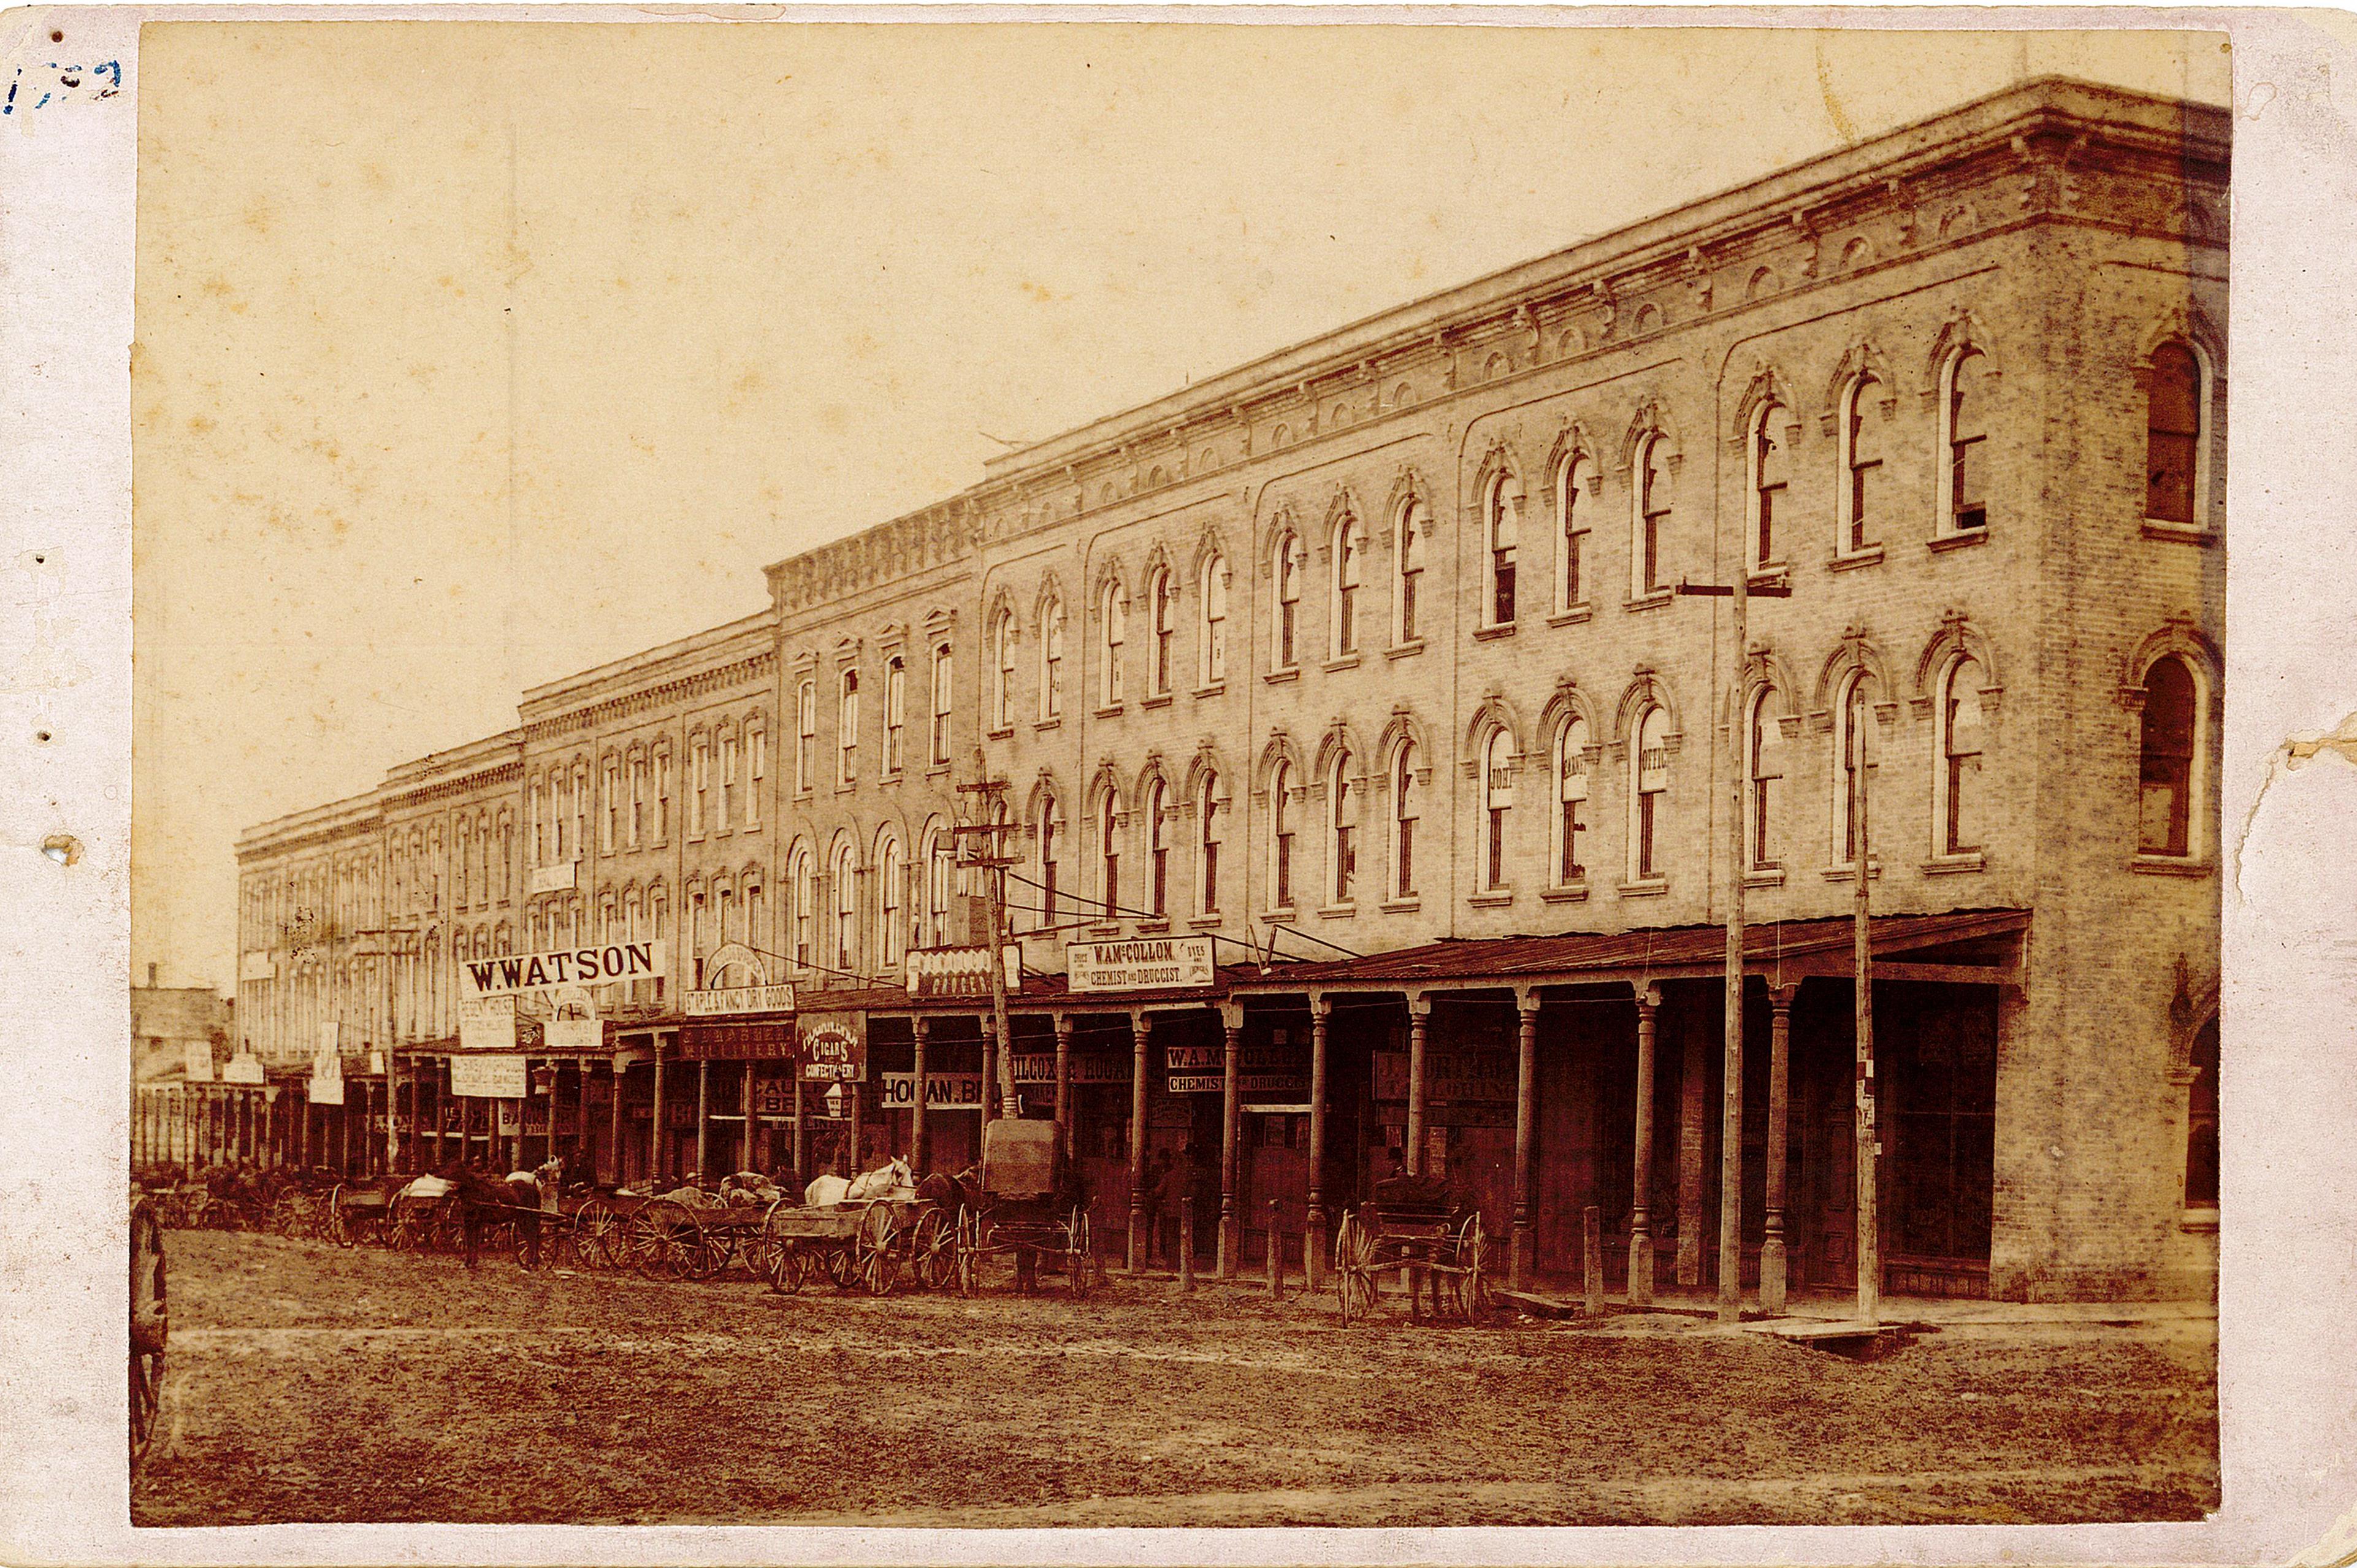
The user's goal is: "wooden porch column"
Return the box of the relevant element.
[1217,1004,1242,1278]
[979,1022,998,1128]
[1405,993,1432,1175]
[1126,1011,1150,1272]
[606,1061,624,1185]
[649,1039,667,1184]
[1511,987,1541,1293]
[1678,1005,1709,1288]
[1629,984,1660,1307]
[1053,1014,1075,1161]
[741,1060,757,1174]
[695,1058,711,1179]
[1761,983,1799,1315]
[791,1070,808,1179]
[909,1018,931,1174]
[1305,993,1331,1293]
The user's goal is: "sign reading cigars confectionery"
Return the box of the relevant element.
[1067,935,1214,993]
[797,1011,867,1081]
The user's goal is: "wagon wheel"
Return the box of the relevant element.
[954,1207,982,1298]
[578,1200,622,1269]
[386,1204,419,1252]
[677,1217,723,1282]
[858,1205,903,1296]
[768,1238,811,1295]
[823,1236,858,1291]
[1334,1212,1379,1325]
[327,1187,359,1249]
[1066,1208,1093,1299]
[624,1203,678,1280]
[909,1207,958,1293]
[129,1199,167,1471]
[510,1211,546,1271]
[1454,1213,1491,1320]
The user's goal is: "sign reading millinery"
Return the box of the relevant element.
[797,1012,867,1081]
[1166,1040,1308,1095]
[905,944,1020,998]
[183,1039,216,1084]
[451,1054,529,1099]
[1066,935,1213,993]
[679,1019,800,1061]
[1010,1053,1131,1086]
[458,940,666,999]
[221,1052,265,1085]
[307,1042,343,1106]
[879,1071,987,1112]
[1373,1049,1516,1104]
[460,994,519,1054]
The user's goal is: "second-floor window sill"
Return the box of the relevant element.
[925,762,953,780]
[1193,681,1227,700]
[1828,545,1885,573]
[987,725,1015,742]
[1545,606,1593,629]
[1140,692,1174,711]
[1625,589,1675,614]
[2131,852,2214,878]
[1263,908,1299,925]
[1317,902,1357,920]
[1822,860,1884,883]
[1928,528,1990,554]
[2179,1207,2220,1234]
[1088,920,1121,938]
[1618,877,1669,898]
[1322,653,1363,674]
[1540,882,1589,904]
[1034,716,1063,733]
[1923,851,1986,876]
[1094,703,1124,721]
[1263,667,1301,686]
[1134,917,1171,935]
[1385,639,1426,662]
[1379,896,1421,914]
[1473,622,1516,643]
[1189,913,1224,931]
[1743,866,1786,889]
[2142,519,2218,545]
[1469,889,1515,908]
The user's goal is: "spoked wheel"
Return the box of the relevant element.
[676,1221,722,1282]
[1066,1209,1093,1299]
[625,1204,680,1280]
[129,1199,167,1472]
[386,1204,421,1252]
[1334,1212,1378,1325]
[579,1201,622,1269]
[768,1239,811,1295]
[824,1239,858,1292]
[909,1207,958,1292]
[1453,1213,1491,1320]
[954,1208,982,1298]
[857,1205,902,1297]
[327,1188,358,1249]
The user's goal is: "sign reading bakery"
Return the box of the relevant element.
[459,941,667,999]
[796,1012,867,1082]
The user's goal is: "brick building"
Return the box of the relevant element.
[231,78,2223,1301]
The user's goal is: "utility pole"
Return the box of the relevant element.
[1851,689,1880,1326]
[955,779,1018,1119]
[1675,568,1789,1325]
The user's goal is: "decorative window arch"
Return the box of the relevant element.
[1832,668,1881,869]
[1747,397,1792,571]
[837,669,860,784]
[920,817,955,947]
[1198,549,1229,686]
[2185,1014,2219,1209]
[1480,725,1516,892]
[2145,338,2215,530]
[1629,704,1670,882]
[1552,711,1592,886]
[1099,575,1128,708]
[1838,371,1892,554]
[883,652,907,775]
[1745,686,1785,872]
[1092,780,1124,919]
[1143,773,1171,919]
[1633,431,1676,597]
[1039,591,1066,720]
[744,718,765,825]
[1268,756,1299,911]
[1554,450,1592,613]
[1195,765,1227,917]
[990,606,1016,731]
[1483,468,1520,628]
[2137,653,2206,860]
[830,836,858,973]
[1272,527,1306,670]
[787,841,815,971]
[1395,493,1429,645]
[794,676,817,794]
[1147,566,1176,697]
[718,724,739,830]
[1034,791,1064,931]
[928,641,953,766]
[1328,747,1359,905]
[1937,341,1994,535]
[1391,737,1421,900]
[1331,503,1365,657]
[875,827,905,969]
[1933,652,1990,858]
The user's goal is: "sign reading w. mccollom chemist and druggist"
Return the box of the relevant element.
[459,941,668,999]
[1066,935,1214,993]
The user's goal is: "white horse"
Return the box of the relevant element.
[804,1156,913,1207]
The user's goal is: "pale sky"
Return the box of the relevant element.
[130,20,2230,992]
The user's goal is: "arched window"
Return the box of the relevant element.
[1835,675,1876,867]
[837,669,860,784]
[572,760,590,860]
[1746,693,1782,871]
[1145,778,1171,918]
[1332,511,1363,656]
[1553,717,1590,885]
[2147,343,2205,526]
[1396,499,1427,644]
[795,677,816,794]
[1274,534,1305,670]
[1636,435,1674,595]
[455,817,472,906]
[1197,771,1224,916]
[1148,569,1175,696]
[1481,728,1515,891]
[1841,375,1886,554]
[1556,459,1589,612]
[990,611,1015,732]
[689,734,710,836]
[1749,402,1789,570]
[2139,656,2198,858]
[743,881,762,954]
[1096,788,1122,918]
[1036,795,1063,928]
[1199,554,1228,686]
[789,844,814,970]
[1099,579,1127,707]
[2185,1017,2219,1209]
[527,773,544,865]
[1269,760,1297,910]
[830,840,857,972]
[1040,595,1065,719]
[1392,743,1419,899]
[876,831,904,969]
[1937,656,1988,857]
[746,722,764,827]
[923,823,954,947]
[1944,348,1990,533]
[1329,751,1357,904]
[929,643,953,765]
[1485,474,1518,627]
[883,654,907,775]
[1632,707,1669,881]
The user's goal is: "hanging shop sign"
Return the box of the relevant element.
[458,940,666,1000]
[1165,1040,1308,1095]
[1010,1053,1131,1086]
[307,1041,343,1106]
[798,1012,868,1080]
[879,1071,988,1112]
[905,944,1020,998]
[221,1052,265,1085]
[451,1054,530,1099]
[679,1019,800,1061]
[544,1015,602,1054]
[496,1101,522,1136]
[687,942,794,1015]
[1372,1049,1516,1104]
[1066,935,1214,993]
[460,995,519,1054]
[184,1039,216,1084]
[754,1079,800,1117]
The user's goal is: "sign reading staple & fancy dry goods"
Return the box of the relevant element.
[1066,935,1214,993]
[797,1011,867,1081]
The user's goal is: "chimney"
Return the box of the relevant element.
[147,962,158,989]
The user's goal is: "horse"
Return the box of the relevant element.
[437,1158,559,1269]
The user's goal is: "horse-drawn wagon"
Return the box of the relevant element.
[946,1119,1093,1299]
[760,1160,959,1296]
[1329,1173,1491,1324]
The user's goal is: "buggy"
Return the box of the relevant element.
[1329,1173,1491,1324]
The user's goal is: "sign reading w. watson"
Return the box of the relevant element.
[460,941,667,999]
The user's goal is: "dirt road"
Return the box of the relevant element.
[132,1231,2218,1526]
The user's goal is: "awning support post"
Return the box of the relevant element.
[1511,986,1540,1294]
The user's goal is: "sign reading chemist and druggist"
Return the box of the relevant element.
[1066,935,1215,993]
[1166,1039,1308,1095]
[459,941,667,999]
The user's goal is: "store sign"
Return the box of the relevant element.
[755,1079,800,1117]
[451,1054,530,1099]
[527,859,578,897]
[686,982,796,1018]
[545,1015,602,1054]
[308,1044,343,1106]
[1373,1049,1516,1104]
[906,944,1019,998]
[460,995,519,1054]
[1066,935,1213,993]
[221,1052,265,1085]
[798,1012,867,1081]
[1166,1040,1308,1095]
[459,940,665,999]
[184,1039,216,1084]
[679,1019,800,1061]
[879,1071,987,1112]
[1010,1053,1130,1086]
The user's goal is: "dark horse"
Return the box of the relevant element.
[434,1160,554,1269]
